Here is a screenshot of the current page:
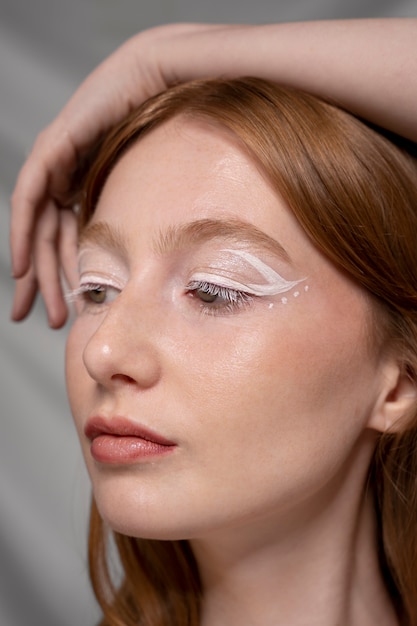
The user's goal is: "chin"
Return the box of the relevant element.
[96,505,197,541]
[91,480,197,541]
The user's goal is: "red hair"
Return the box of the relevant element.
[77,78,417,625]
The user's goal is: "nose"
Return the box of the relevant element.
[82,288,162,391]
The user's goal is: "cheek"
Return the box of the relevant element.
[179,294,376,459]
[184,318,373,509]
[65,321,90,434]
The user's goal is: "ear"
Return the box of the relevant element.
[368,360,417,433]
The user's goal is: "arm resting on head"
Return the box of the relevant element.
[10,18,417,327]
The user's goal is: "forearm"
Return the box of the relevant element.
[140,19,417,140]
[45,18,417,172]
[11,17,416,327]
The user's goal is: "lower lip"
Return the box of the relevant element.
[90,435,176,465]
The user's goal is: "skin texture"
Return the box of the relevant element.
[10,19,417,327]
[66,117,403,625]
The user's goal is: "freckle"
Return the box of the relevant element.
[281,297,288,304]
[293,291,300,298]
[304,285,309,292]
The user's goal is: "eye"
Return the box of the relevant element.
[186,280,253,314]
[67,282,120,311]
[86,286,107,304]
[194,286,218,303]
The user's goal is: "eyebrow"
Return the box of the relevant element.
[79,222,127,255]
[79,218,290,262]
[156,218,290,261]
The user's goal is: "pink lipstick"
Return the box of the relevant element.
[85,416,176,465]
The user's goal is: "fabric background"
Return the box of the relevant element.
[1,1,416,624]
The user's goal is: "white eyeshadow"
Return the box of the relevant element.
[218,249,305,296]
[191,250,305,297]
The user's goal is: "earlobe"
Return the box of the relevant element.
[368,361,417,433]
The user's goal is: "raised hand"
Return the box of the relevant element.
[10,19,417,326]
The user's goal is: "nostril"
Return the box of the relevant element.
[111,373,136,385]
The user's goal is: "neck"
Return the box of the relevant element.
[192,434,398,626]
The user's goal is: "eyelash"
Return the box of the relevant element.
[67,280,254,316]
[66,283,119,309]
[186,280,253,315]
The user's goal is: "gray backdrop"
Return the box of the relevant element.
[1,1,416,624]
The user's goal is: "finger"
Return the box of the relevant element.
[59,209,79,291]
[45,125,81,206]
[11,264,38,322]
[10,123,79,279]
[10,156,49,278]
[33,200,68,328]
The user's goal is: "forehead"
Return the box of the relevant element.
[92,117,312,261]
[85,117,375,347]
[100,116,271,209]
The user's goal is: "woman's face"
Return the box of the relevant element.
[66,117,391,541]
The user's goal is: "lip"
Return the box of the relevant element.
[84,416,177,465]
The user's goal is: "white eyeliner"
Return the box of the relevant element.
[64,273,123,303]
[192,249,305,297]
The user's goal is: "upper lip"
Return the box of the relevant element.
[84,416,176,446]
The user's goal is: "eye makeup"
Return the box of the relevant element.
[191,249,305,297]
[66,242,308,318]
[65,276,121,301]
[65,246,128,307]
